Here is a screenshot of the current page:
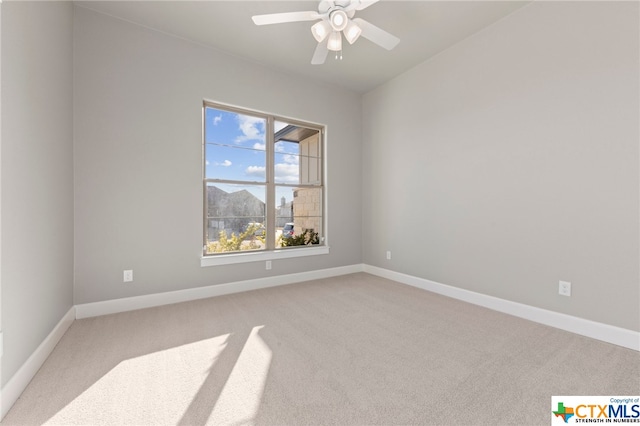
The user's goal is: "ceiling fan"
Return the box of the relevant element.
[252,0,400,65]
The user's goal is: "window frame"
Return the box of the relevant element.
[201,100,328,267]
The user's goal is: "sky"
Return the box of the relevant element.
[204,107,304,205]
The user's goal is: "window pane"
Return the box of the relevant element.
[205,183,266,254]
[274,124,321,185]
[276,186,323,248]
[205,107,266,182]
[299,134,321,185]
[205,143,266,182]
[274,138,299,155]
[275,186,295,228]
[274,151,299,185]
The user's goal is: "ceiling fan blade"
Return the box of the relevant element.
[252,11,321,26]
[347,0,379,10]
[311,39,329,65]
[352,18,399,50]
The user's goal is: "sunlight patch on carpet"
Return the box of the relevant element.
[207,325,273,425]
[45,334,230,425]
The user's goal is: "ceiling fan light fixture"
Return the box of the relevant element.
[343,20,362,44]
[327,31,343,52]
[311,20,331,42]
[329,10,348,31]
[251,0,400,65]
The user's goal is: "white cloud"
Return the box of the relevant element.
[282,154,299,165]
[206,160,210,166]
[253,143,266,151]
[236,115,265,143]
[275,163,299,183]
[214,160,232,167]
[213,114,222,126]
[245,161,298,182]
[246,165,266,178]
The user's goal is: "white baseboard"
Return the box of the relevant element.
[76,264,364,319]
[363,264,640,351]
[1,306,76,420]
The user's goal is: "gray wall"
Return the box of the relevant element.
[1,2,74,385]
[363,1,640,332]
[73,7,363,304]
[2,0,637,393]
[0,2,3,390]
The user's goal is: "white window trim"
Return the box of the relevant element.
[201,100,328,266]
[201,245,330,267]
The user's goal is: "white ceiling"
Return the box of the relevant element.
[75,1,529,93]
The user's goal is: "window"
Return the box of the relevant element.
[203,101,325,261]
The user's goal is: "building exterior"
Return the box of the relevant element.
[206,186,265,239]
[292,131,322,238]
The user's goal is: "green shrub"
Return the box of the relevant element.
[280,228,319,247]
[207,223,263,253]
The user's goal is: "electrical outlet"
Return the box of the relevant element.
[386,251,391,260]
[559,280,571,297]
[266,261,272,270]
[123,270,134,283]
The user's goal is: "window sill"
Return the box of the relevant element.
[200,245,330,267]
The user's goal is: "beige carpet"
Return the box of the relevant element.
[3,273,639,425]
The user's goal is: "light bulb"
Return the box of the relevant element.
[329,10,348,32]
[327,31,342,52]
[343,20,362,44]
[311,20,331,43]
